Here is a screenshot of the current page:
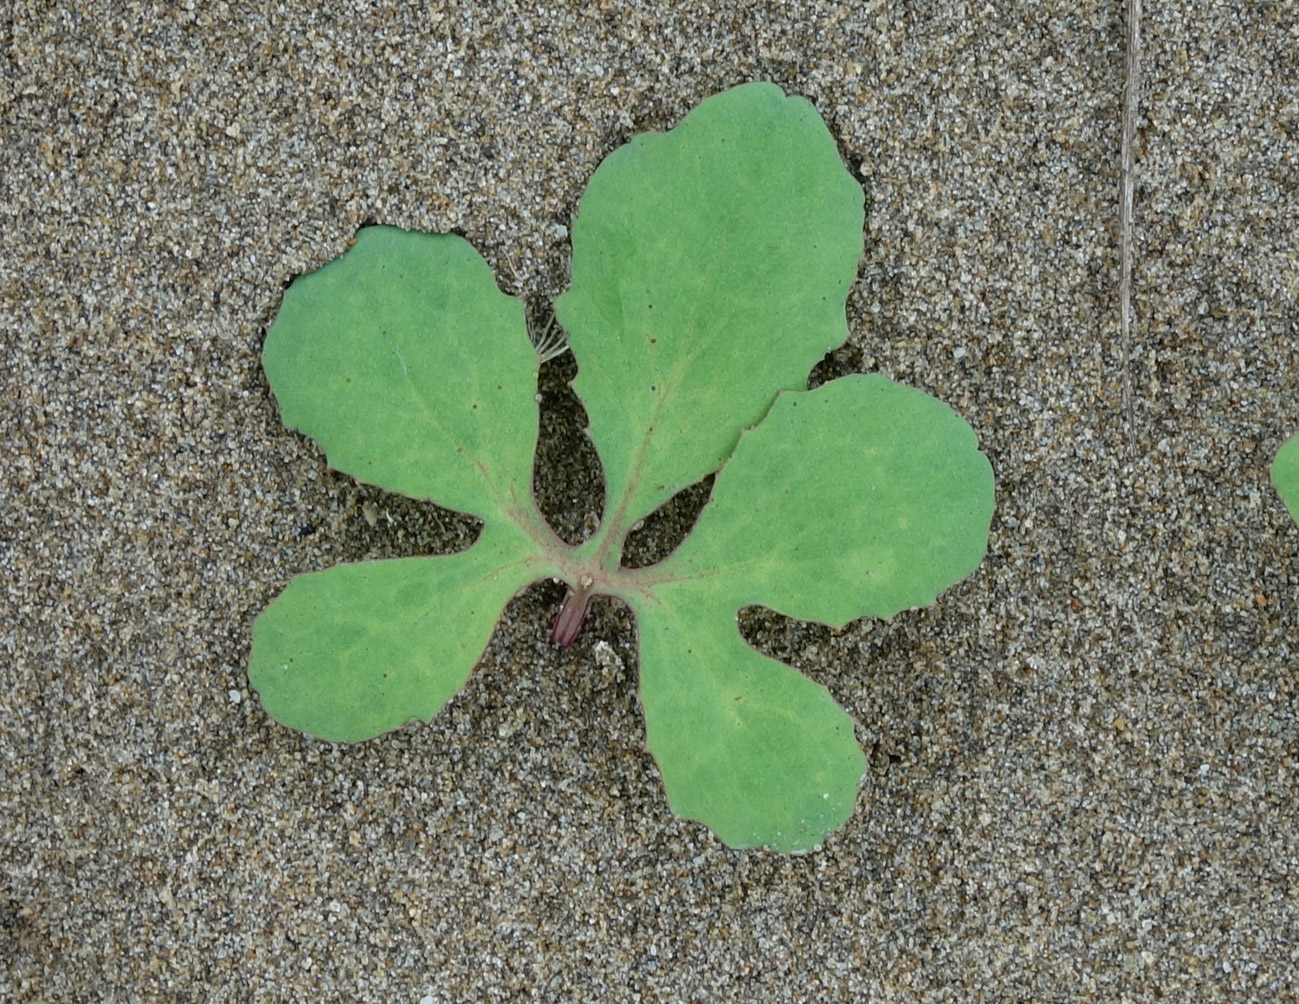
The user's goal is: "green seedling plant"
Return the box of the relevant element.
[250,82,995,851]
[1273,434,1299,525]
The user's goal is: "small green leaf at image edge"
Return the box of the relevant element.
[1272,433,1299,525]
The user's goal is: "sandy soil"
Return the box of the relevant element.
[3,2,1298,1001]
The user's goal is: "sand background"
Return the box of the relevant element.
[4,1,1298,1001]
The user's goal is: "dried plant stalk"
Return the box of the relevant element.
[1121,0,1141,450]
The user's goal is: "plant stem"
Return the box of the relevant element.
[550,574,595,647]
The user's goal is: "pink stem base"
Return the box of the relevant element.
[550,577,595,647]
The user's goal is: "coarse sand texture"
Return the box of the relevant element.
[3,2,1298,1001]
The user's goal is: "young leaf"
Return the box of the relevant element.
[651,375,996,626]
[556,82,865,538]
[1273,433,1299,524]
[262,226,540,523]
[635,590,865,853]
[250,523,542,742]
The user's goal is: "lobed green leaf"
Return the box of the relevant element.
[249,524,542,743]
[655,374,995,626]
[556,82,865,533]
[634,590,866,852]
[263,226,539,522]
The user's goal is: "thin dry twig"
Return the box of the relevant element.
[1120,0,1141,453]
